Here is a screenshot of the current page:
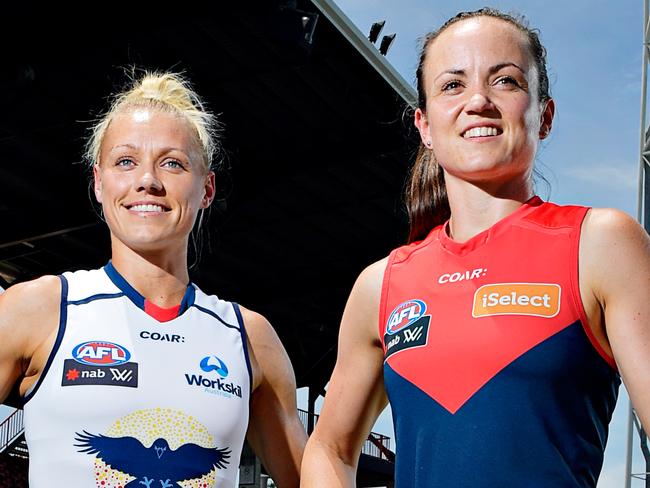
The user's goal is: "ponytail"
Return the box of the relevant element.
[405,144,450,243]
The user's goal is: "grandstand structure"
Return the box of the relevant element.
[626,1,650,487]
[0,1,417,485]
[639,0,650,233]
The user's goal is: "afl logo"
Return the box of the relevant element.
[386,300,427,335]
[72,341,131,366]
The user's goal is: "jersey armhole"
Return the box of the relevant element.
[24,274,69,403]
[571,208,618,371]
[378,251,397,352]
[232,302,253,396]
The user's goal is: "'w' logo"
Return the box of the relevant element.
[403,326,423,343]
[110,368,133,382]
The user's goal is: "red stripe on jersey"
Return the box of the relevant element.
[144,300,181,322]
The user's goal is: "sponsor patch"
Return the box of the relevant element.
[185,356,242,399]
[139,330,185,343]
[386,299,427,335]
[384,315,430,360]
[472,283,561,318]
[438,267,487,284]
[72,341,131,366]
[200,356,229,377]
[62,359,138,388]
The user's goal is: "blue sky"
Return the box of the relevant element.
[300,1,644,486]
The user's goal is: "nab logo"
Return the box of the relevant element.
[72,341,131,366]
[472,283,561,318]
[65,341,138,388]
[200,356,229,378]
[386,300,427,335]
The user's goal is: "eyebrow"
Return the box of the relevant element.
[109,143,138,153]
[109,144,189,156]
[433,62,526,82]
[489,62,525,75]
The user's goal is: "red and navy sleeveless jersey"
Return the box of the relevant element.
[379,197,620,487]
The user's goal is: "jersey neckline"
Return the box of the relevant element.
[103,261,195,323]
[437,196,544,256]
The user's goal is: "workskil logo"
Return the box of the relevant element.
[199,356,229,378]
[386,299,427,335]
[472,283,561,318]
[72,341,131,366]
[384,299,431,360]
[185,356,242,399]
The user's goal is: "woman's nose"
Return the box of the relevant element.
[464,89,496,114]
[136,168,163,193]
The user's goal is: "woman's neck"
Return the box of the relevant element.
[109,239,190,308]
[444,173,535,243]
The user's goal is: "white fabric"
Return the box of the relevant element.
[24,267,250,488]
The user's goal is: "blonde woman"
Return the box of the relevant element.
[0,72,306,487]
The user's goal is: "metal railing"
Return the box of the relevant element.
[298,408,394,462]
[297,408,316,432]
[0,409,24,454]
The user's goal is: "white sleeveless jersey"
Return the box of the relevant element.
[23,264,251,488]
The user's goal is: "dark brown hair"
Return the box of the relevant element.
[406,8,551,242]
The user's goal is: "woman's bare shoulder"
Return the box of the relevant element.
[0,275,62,348]
[581,207,649,295]
[583,207,642,235]
[347,256,390,315]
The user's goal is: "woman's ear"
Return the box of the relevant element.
[93,163,103,203]
[414,108,432,148]
[201,171,216,209]
[539,98,555,139]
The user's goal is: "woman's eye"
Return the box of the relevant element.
[495,76,518,87]
[116,158,134,167]
[163,159,184,169]
[442,80,462,92]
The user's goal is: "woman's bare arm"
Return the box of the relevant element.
[580,209,650,428]
[301,258,388,487]
[243,306,307,488]
[0,276,60,402]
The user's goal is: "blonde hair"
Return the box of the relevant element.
[85,70,220,171]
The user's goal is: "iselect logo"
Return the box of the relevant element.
[472,283,561,318]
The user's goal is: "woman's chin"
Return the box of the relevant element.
[111,233,188,257]
[443,158,529,184]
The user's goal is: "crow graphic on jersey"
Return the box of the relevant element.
[74,430,230,487]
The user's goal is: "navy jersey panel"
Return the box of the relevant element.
[385,322,620,488]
